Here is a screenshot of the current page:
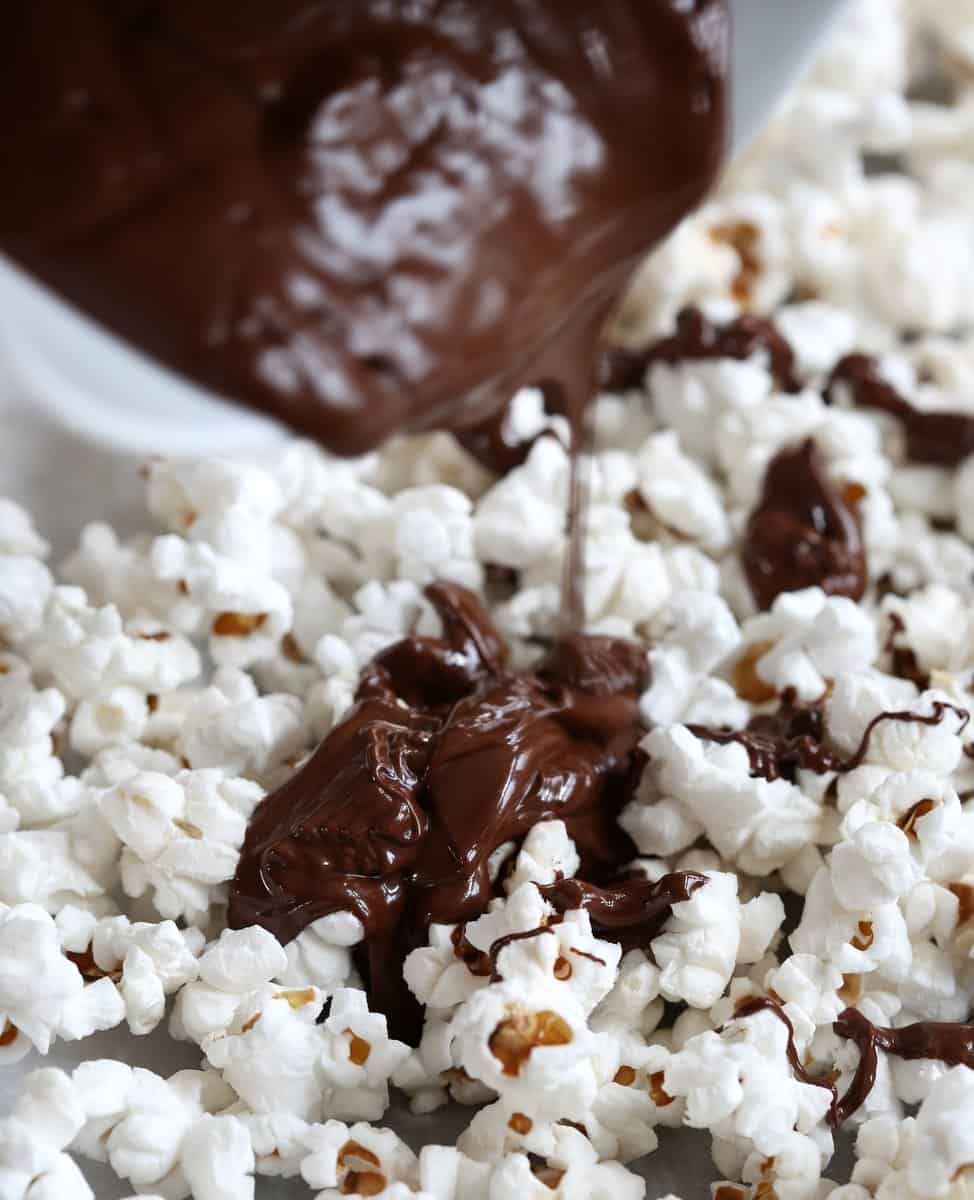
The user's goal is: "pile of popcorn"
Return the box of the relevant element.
[5,1,974,1196]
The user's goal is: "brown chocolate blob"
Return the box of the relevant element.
[741,438,867,611]
[833,1007,974,1125]
[1,1,728,458]
[228,581,701,1040]
[828,354,974,467]
[601,305,802,396]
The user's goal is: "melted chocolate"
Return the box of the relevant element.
[828,354,974,467]
[539,872,707,954]
[735,998,974,1129]
[833,1007,974,1124]
[1,2,727,457]
[691,696,968,786]
[228,581,701,1040]
[741,439,867,611]
[600,306,802,395]
[689,689,839,783]
[733,998,839,1120]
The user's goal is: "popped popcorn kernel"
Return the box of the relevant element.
[489,1008,574,1077]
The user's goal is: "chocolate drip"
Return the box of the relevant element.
[734,998,839,1119]
[833,1007,974,1124]
[828,354,974,467]
[229,581,660,1040]
[689,689,838,783]
[741,439,867,611]
[600,306,802,395]
[539,873,706,954]
[689,694,968,784]
[1,2,727,459]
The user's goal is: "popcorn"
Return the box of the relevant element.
[174,668,307,779]
[639,591,746,728]
[652,871,742,1009]
[316,989,412,1121]
[738,589,878,702]
[0,555,53,642]
[862,1067,974,1199]
[0,1068,88,1200]
[633,432,731,550]
[98,769,263,923]
[150,536,293,669]
[639,725,824,875]
[71,1061,237,1194]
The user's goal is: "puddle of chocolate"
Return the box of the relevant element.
[741,438,867,611]
[827,353,974,467]
[229,581,701,1040]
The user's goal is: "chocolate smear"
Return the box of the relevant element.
[229,581,701,1041]
[827,353,974,467]
[741,438,867,611]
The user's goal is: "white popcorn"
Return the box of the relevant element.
[503,821,580,893]
[300,1120,420,1197]
[276,911,363,993]
[71,1061,236,1193]
[99,769,263,923]
[316,989,412,1121]
[202,985,329,1120]
[180,1114,255,1200]
[640,725,823,874]
[474,438,568,569]
[0,1068,88,1200]
[0,556,53,643]
[865,1067,974,1199]
[634,431,731,550]
[639,591,746,728]
[175,668,306,778]
[391,486,483,592]
[150,536,293,669]
[0,824,112,911]
[739,590,878,702]
[0,498,49,559]
[651,871,741,1009]
[28,587,200,702]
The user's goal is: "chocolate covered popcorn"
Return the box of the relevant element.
[5,3,974,1197]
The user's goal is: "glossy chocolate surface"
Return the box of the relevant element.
[2,1,727,455]
[742,438,867,611]
[228,582,701,1038]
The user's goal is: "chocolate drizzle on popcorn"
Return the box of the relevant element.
[601,305,802,395]
[828,353,974,467]
[229,581,698,1039]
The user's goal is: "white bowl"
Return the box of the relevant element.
[0,0,848,459]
